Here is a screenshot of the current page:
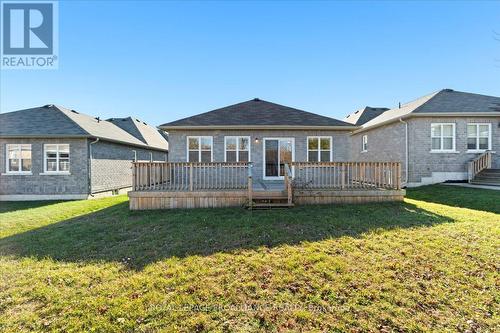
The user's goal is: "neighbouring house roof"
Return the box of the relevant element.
[343,106,389,126]
[160,98,357,129]
[0,105,168,151]
[107,117,169,151]
[357,89,500,132]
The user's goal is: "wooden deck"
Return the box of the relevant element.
[128,161,404,210]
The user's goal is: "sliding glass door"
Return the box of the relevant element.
[264,138,294,179]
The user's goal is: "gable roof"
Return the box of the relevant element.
[0,105,168,151]
[107,117,169,151]
[357,89,500,132]
[160,98,357,129]
[343,106,389,126]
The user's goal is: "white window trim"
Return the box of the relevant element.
[224,136,251,162]
[262,137,295,180]
[42,144,71,174]
[430,123,457,153]
[4,144,32,175]
[186,136,213,162]
[466,123,492,153]
[306,136,333,162]
[361,135,368,153]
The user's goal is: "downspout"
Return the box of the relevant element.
[399,118,408,185]
[88,138,100,196]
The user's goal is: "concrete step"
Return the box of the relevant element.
[470,180,500,186]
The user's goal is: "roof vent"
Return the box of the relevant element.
[253,98,260,101]
[443,88,454,92]
[95,116,100,123]
[43,104,54,108]
[71,109,79,114]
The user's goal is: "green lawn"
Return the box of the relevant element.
[0,185,498,332]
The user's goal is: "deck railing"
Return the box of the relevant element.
[468,151,492,182]
[133,162,250,191]
[284,163,293,205]
[291,162,401,190]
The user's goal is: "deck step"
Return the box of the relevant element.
[248,203,295,209]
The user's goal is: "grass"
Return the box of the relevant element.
[0,185,498,332]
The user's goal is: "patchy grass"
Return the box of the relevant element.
[0,185,498,332]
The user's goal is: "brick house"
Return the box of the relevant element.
[160,98,358,185]
[0,105,168,200]
[345,89,500,186]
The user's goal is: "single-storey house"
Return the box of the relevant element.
[0,105,168,200]
[160,98,358,184]
[345,89,500,186]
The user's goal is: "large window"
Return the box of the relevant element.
[6,144,31,173]
[307,136,332,162]
[467,123,491,151]
[187,136,212,162]
[431,124,455,152]
[225,136,250,162]
[44,144,70,173]
[361,135,368,152]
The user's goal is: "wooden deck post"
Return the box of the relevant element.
[247,162,253,209]
[189,163,194,191]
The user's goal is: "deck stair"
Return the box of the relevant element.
[470,169,500,186]
[247,190,294,209]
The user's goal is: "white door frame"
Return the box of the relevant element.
[262,137,295,180]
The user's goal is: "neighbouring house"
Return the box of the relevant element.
[160,98,358,184]
[345,89,500,187]
[0,105,168,200]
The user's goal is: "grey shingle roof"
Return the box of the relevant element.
[360,89,500,130]
[343,106,389,126]
[0,105,168,151]
[108,117,169,151]
[161,99,355,128]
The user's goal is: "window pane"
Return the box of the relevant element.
[308,151,318,162]
[46,152,57,159]
[479,125,489,137]
[45,144,58,153]
[320,138,330,150]
[479,138,489,150]
[320,151,330,162]
[200,137,211,150]
[188,138,199,150]
[443,138,453,150]
[226,137,237,150]
[188,151,199,162]
[467,124,476,137]
[431,125,441,137]
[9,159,19,172]
[21,157,32,171]
[239,151,249,162]
[308,138,318,150]
[239,137,249,151]
[59,159,70,172]
[201,151,211,163]
[467,138,477,150]
[442,125,453,137]
[226,151,237,162]
[46,159,57,172]
[432,138,441,150]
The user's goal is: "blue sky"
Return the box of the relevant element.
[1,0,499,125]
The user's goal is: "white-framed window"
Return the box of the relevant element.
[44,144,70,173]
[467,123,491,152]
[187,136,213,162]
[307,136,332,162]
[6,144,32,173]
[224,136,250,162]
[431,123,456,152]
[361,135,368,152]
